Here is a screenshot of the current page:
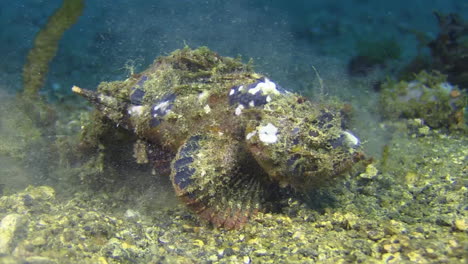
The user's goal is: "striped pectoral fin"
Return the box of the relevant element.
[170,134,266,229]
[171,135,201,195]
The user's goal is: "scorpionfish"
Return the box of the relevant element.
[72,47,364,229]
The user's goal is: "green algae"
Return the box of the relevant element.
[379,71,467,130]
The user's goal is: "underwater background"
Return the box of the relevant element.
[0,0,467,263]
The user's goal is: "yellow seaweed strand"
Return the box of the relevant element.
[22,0,85,98]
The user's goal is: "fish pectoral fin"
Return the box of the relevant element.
[170,134,265,229]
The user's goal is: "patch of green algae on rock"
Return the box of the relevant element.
[0,125,466,263]
[379,71,467,130]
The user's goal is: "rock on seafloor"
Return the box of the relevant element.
[0,214,27,255]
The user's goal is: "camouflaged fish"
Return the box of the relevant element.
[72,47,364,229]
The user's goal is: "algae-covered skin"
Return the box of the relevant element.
[72,47,364,229]
[380,71,467,130]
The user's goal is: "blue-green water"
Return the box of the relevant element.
[0,1,466,263]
